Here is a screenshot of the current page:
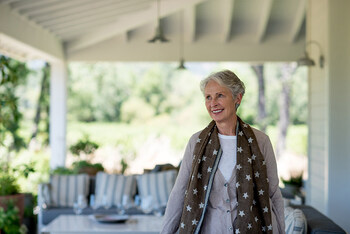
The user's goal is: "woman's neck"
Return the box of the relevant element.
[216,116,237,136]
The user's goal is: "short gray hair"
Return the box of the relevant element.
[200,70,246,99]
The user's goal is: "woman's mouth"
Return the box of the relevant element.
[212,109,223,114]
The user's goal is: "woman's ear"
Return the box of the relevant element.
[236,93,243,104]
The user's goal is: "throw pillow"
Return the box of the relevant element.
[49,174,90,207]
[94,172,137,208]
[284,206,307,234]
[136,170,177,207]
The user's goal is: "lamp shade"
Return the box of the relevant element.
[297,52,315,67]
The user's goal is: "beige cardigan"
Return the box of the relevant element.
[161,128,285,234]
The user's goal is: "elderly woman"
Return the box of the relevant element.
[161,70,285,234]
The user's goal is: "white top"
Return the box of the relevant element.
[218,133,237,181]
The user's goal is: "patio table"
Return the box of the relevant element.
[41,215,164,234]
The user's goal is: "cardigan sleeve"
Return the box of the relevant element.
[260,134,286,234]
[160,132,200,234]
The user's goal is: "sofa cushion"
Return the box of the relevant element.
[285,206,307,234]
[94,172,137,208]
[48,174,90,207]
[136,170,177,207]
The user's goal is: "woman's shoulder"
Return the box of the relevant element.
[251,126,269,142]
[188,130,202,143]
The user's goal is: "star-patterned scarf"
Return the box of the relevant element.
[179,117,272,234]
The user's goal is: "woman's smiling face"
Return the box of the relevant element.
[204,80,241,125]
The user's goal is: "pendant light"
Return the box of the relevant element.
[177,11,186,69]
[148,0,169,43]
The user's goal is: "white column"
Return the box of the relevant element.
[49,61,67,169]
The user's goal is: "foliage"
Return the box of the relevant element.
[0,201,27,234]
[0,173,20,196]
[72,160,104,173]
[51,167,75,175]
[69,136,99,156]
[0,55,29,155]
[282,174,303,188]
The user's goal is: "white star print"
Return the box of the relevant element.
[255,172,260,178]
[236,164,242,170]
[208,132,211,136]
[193,188,198,195]
[266,178,269,183]
[255,216,259,222]
[199,203,204,209]
[236,182,240,188]
[235,229,240,234]
[180,222,185,228]
[238,131,243,136]
[207,167,212,173]
[239,210,245,217]
[267,224,272,230]
[263,206,269,213]
[262,160,266,165]
[196,138,201,143]
[262,226,266,232]
[213,149,218,155]
[192,155,195,161]
[197,159,201,164]
[237,147,243,153]
[192,219,198,226]
[243,123,248,128]
[202,156,206,161]
[253,200,256,205]
[247,157,252,164]
[186,205,192,212]
[251,154,256,160]
[248,137,253,143]
[185,190,188,195]
[197,173,202,179]
[208,139,212,144]
[258,189,264,195]
[246,174,251,181]
[204,185,207,191]
[191,175,194,181]
[243,193,249,199]
[247,223,252,229]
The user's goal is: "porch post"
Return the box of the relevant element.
[49,61,67,169]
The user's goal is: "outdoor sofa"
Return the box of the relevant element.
[37,170,346,234]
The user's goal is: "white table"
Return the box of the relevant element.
[41,215,164,234]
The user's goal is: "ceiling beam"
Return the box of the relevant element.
[183,6,196,43]
[220,0,235,43]
[67,40,304,62]
[66,0,208,53]
[0,4,64,61]
[19,0,93,16]
[288,0,306,43]
[10,0,59,11]
[255,0,274,43]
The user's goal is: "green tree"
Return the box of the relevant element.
[0,55,29,163]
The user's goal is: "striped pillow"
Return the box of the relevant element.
[284,206,307,234]
[94,172,137,207]
[136,170,177,207]
[49,174,90,207]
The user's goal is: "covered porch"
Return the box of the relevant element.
[0,0,349,232]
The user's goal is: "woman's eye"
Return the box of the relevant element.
[218,94,223,97]
[206,96,211,100]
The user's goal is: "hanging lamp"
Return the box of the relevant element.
[148,0,169,43]
[177,11,186,69]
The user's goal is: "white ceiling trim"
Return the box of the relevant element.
[288,0,306,43]
[220,0,235,43]
[65,0,208,53]
[255,0,274,43]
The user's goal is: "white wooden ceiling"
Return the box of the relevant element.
[0,0,306,62]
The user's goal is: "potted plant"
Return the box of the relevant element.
[281,173,303,196]
[0,172,25,231]
[69,136,104,176]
